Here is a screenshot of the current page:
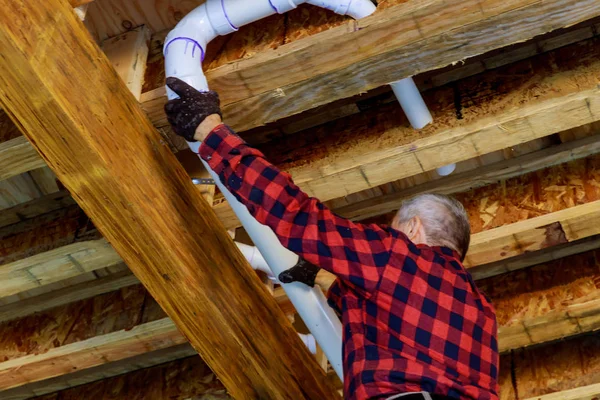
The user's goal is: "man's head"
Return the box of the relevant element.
[391,194,470,261]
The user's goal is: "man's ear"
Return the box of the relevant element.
[406,216,424,241]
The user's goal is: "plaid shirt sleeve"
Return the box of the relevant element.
[199,125,396,294]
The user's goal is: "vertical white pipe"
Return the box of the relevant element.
[390,77,433,130]
[186,140,345,378]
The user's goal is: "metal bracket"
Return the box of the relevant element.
[192,178,215,185]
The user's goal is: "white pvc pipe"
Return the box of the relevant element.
[298,333,318,354]
[390,77,433,130]
[436,163,457,176]
[235,241,273,276]
[165,0,377,380]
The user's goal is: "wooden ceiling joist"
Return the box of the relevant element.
[0,0,339,397]
[334,133,600,222]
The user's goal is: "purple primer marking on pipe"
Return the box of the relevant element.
[221,0,238,30]
[165,37,206,62]
[268,0,279,13]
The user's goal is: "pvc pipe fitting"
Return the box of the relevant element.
[436,163,457,176]
[206,0,238,35]
[298,333,318,354]
[390,77,433,130]
[307,0,376,19]
[235,242,274,276]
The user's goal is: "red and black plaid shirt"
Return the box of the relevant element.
[200,125,499,400]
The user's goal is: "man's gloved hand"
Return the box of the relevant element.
[164,77,222,142]
[278,258,321,287]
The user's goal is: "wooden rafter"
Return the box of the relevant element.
[0,0,339,397]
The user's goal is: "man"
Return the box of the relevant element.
[164,77,499,400]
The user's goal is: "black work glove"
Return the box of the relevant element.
[278,258,320,287]
[164,77,222,142]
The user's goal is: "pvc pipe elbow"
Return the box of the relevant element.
[390,77,433,130]
[235,242,274,276]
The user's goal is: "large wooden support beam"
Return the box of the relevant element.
[0,1,338,398]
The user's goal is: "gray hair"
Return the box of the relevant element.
[394,194,470,261]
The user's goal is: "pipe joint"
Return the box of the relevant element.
[307,0,376,19]
[207,0,238,35]
[270,0,301,13]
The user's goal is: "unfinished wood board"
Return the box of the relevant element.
[0,284,165,363]
[0,137,45,182]
[0,268,135,323]
[478,248,600,352]
[101,26,150,100]
[85,0,205,41]
[456,154,600,235]
[334,133,600,222]
[0,191,76,229]
[278,39,600,202]
[0,204,97,265]
[140,0,600,132]
[0,238,122,299]
[0,319,185,391]
[513,333,600,399]
[29,355,228,400]
[466,200,600,267]
[470,234,600,280]
[218,0,600,131]
[0,173,43,210]
[0,0,339,396]
[3,344,197,400]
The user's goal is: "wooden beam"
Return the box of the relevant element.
[477,248,600,352]
[0,137,45,181]
[0,191,75,230]
[466,200,600,268]
[0,0,338,397]
[469,234,600,280]
[0,268,135,323]
[0,319,186,391]
[0,238,122,299]
[2,344,197,400]
[100,26,150,101]
[512,333,600,400]
[334,133,600,221]
[20,354,225,400]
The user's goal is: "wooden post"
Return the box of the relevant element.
[0,0,339,398]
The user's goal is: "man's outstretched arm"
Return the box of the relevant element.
[165,78,401,293]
